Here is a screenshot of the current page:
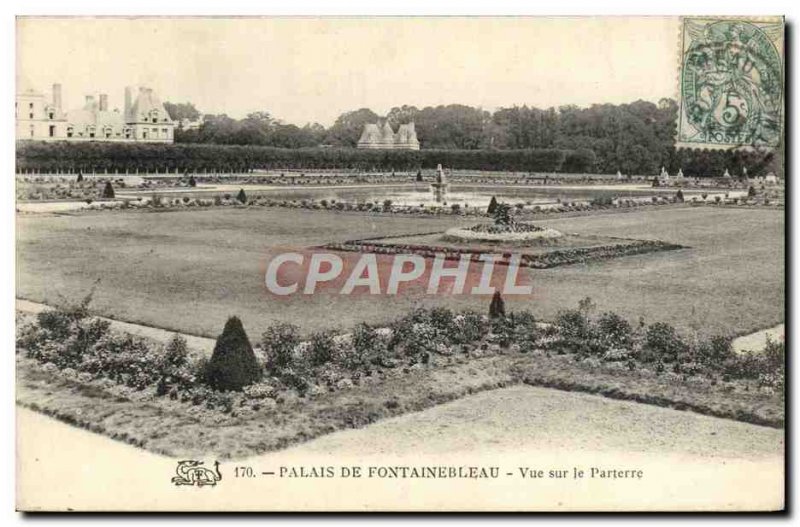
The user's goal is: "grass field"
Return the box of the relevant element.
[16,205,784,339]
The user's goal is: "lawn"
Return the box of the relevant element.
[16,205,784,339]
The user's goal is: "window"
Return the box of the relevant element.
[29,102,33,109]
[29,124,35,138]
[143,130,148,139]
[67,127,74,138]
[49,125,55,137]
[29,113,34,119]
[48,112,54,119]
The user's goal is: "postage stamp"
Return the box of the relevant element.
[676,17,784,150]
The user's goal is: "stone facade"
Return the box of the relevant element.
[357,121,420,150]
[16,80,175,143]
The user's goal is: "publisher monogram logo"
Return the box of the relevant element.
[171,460,222,487]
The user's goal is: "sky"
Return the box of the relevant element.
[17,17,678,126]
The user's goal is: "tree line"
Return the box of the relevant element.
[163,99,780,177]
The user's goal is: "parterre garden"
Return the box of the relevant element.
[15,183,785,456]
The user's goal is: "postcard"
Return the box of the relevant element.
[15,15,785,512]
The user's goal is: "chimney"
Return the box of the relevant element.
[99,93,108,112]
[85,95,95,109]
[124,86,133,120]
[52,83,62,112]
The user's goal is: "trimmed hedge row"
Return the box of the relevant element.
[16,141,586,173]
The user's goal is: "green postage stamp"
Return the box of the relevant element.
[677,17,784,150]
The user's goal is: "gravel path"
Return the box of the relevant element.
[278,385,784,460]
[732,324,785,354]
[17,385,784,511]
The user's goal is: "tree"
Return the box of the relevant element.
[748,185,757,198]
[205,316,262,391]
[188,175,197,187]
[236,188,247,204]
[489,291,506,318]
[386,105,420,127]
[325,108,381,147]
[102,181,115,199]
[412,104,489,149]
[676,189,684,202]
[416,170,423,182]
[163,101,201,123]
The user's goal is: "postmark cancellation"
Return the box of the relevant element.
[676,17,784,151]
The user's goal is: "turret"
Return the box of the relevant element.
[52,83,62,112]
[124,86,132,121]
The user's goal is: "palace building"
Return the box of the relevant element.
[357,121,420,150]
[16,80,175,143]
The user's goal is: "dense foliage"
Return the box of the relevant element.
[16,142,579,173]
[158,99,782,176]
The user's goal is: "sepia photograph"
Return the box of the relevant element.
[12,12,786,512]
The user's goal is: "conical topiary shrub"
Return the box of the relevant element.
[487,196,498,214]
[102,181,115,199]
[77,172,84,183]
[489,291,505,318]
[237,188,247,204]
[206,316,262,391]
[188,175,197,187]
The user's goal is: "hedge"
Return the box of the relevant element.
[16,141,583,173]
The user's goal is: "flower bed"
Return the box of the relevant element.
[16,295,784,460]
[324,237,684,269]
[444,222,563,242]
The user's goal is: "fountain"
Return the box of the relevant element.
[443,202,563,243]
[430,164,449,203]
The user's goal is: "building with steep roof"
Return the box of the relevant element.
[16,82,175,143]
[357,121,420,150]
